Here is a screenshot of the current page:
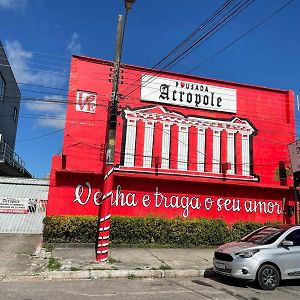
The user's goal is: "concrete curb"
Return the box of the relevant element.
[1,268,214,282]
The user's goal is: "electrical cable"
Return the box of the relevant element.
[188,0,295,73]
[121,0,255,99]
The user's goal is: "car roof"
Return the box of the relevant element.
[271,225,300,231]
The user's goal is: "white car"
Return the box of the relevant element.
[213,225,300,290]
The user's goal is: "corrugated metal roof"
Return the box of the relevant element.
[0,177,49,198]
[0,177,48,185]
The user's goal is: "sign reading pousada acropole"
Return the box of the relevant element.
[141,75,237,113]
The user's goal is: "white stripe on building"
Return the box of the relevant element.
[177,125,189,171]
[212,128,223,173]
[161,122,171,169]
[143,121,154,168]
[227,129,237,174]
[124,119,137,167]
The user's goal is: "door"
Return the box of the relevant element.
[280,229,300,279]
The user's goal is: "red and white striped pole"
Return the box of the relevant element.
[96,165,114,261]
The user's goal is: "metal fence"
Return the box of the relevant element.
[0,177,49,234]
[0,199,47,234]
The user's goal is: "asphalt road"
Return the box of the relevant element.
[1,275,300,300]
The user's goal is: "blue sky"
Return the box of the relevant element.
[0,0,299,178]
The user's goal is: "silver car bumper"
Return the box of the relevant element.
[213,258,259,281]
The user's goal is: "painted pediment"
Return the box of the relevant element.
[124,105,184,118]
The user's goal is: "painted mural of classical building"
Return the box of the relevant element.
[121,105,256,180]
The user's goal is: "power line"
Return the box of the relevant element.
[151,0,235,70]
[0,62,68,76]
[0,55,71,66]
[188,0,295,73]
[121,0,241,96]
[17,125,66,143]
[13,109,297,137]
[2,72,294,106]
[122,0,255,99]
[3,93,297,133]
[2,46,71,61]
[157,0,254,71]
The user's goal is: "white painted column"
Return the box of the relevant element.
[241,132,251,176]
[212,128,223,173]
[143,121,154,168]
[177,125,189,170]
[227,129,237,174]
[124,118,137,167]
[161,122,171,169]
[197,127,207,172]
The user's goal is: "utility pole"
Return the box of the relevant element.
[106,14,125,164]
[96,0,136,262]
[107,0,135,164]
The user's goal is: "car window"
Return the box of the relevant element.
[285,229,300,246]
[241,227,286,245]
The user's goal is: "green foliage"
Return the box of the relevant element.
[48,257,61,271]
[229,221,262,241]
[110,216,230,247]
[273,164,292,181]
[108,256,121,264]
[43,215,267,247]
[43,216,98,243]
[159,264,172,270]
[43,243,54,252]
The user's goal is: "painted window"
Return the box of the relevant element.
[0,74,5,101]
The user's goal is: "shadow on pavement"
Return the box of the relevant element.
[202,267,256,289]
[279,279,300,288]
[202,268,300,290]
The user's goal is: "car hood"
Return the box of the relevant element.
[216,241,259,254]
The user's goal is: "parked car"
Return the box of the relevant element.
[213,225,300,290]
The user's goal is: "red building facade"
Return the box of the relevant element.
[47,55,296,225]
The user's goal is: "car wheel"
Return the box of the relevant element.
[257,264,280,290]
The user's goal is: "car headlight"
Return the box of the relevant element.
[235,249,260,258]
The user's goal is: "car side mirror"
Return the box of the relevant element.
[282,240,294,247]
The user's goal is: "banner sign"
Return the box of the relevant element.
[288,139,300,173]
[141,75,237,113]
[0,197,36,214]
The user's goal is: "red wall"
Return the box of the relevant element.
[47,55,296,224]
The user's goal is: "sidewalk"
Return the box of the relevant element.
[0,234,215,282]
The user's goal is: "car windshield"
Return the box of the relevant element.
[241,227,287,245]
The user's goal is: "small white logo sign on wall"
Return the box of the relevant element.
[141,75,237,113]
[76,91,97,113]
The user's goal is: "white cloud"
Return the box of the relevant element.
[0,0,27,10]
[36,115,66,129]
[4,39,66,88]
[67,32,82,54]
[26,95,66,129]
[5,40,68,129]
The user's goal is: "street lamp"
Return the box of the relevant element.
[106,0,136,164]
[125,0,135,10]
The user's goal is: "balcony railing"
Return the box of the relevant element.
[0,142,25,173]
